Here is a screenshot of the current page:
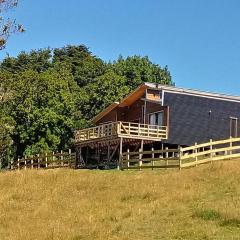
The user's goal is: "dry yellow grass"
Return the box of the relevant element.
[1,161,240,240]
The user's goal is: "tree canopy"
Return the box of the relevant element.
[0,44,173,165]
[0,0,24,50]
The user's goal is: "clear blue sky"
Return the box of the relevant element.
[1,0,240,95]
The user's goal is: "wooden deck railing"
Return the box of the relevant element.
[75,121,168,142]
[120,137,240,170]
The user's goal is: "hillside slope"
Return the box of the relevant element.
[0,161,240,240]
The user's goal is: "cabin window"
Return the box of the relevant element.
[149,111,163,126]
[230,118,238,137]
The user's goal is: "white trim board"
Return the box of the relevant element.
[145,82,240,103]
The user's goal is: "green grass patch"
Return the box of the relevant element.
[193,209,221,221]
[220,218,240,228]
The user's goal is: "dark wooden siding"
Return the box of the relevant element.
[96,109,117,124]
[164,92,240,146]
[96,99,167,125]
[123,99,144,123]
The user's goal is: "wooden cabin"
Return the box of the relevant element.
[75,82,240,168]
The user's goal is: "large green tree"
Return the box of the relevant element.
[83,70,129,119]
[53,45,106,87]
[112,55,172,89]
[4,66,86,157]
[1,49,52,73]
[0,44,173,164]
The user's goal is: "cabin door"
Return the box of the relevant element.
[230,118,238,138]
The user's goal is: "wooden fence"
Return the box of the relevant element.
[120,137,240,170]
[10,150,76,170]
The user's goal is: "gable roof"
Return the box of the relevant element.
[92,82,240,123]
[92,83,148,123]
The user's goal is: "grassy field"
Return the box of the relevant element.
[1,161,240,240]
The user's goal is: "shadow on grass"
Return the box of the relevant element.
[193,208,240,229]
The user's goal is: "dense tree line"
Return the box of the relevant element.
[0,44,173,167]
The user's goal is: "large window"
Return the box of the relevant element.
[230,117,238,137]
[149,111,164,126]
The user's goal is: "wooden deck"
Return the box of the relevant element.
[75,121,168,143]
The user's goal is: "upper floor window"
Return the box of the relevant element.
[149,111,163,126]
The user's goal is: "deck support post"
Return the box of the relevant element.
[107,141,110,163]
[143,89,147,124]
[86,146,89,166]
[97,143,100,167]
[118,137,123,170]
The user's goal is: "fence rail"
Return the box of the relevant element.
[75,121,168,142]
[11,150,76,170]
[120,137,240,170]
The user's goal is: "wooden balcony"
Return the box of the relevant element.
[75,121,168,143]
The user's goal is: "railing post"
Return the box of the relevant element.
[31,158,34,169]
[98,126,100,138]
[128,122,131,135]
[195,142,198,167]
[151,147,154,170]
[117,122,121,135]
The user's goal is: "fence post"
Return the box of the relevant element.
[52,151,55,163]
[31,157,34,169]
[229,136,232,156]
[139,149,142,169]
[210,139,213,163]
[17,157,20,170]
[151,147,154,170]
[68,149,72,167]
[45,153,48,168]
[166,147,169,168]
[37,154,40,169]
[61,150,64,167]
[10,159,13,170]
[179,146,182,170]
[195,142,198,167]
[24,156,27,170]
[127,149,130,169]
